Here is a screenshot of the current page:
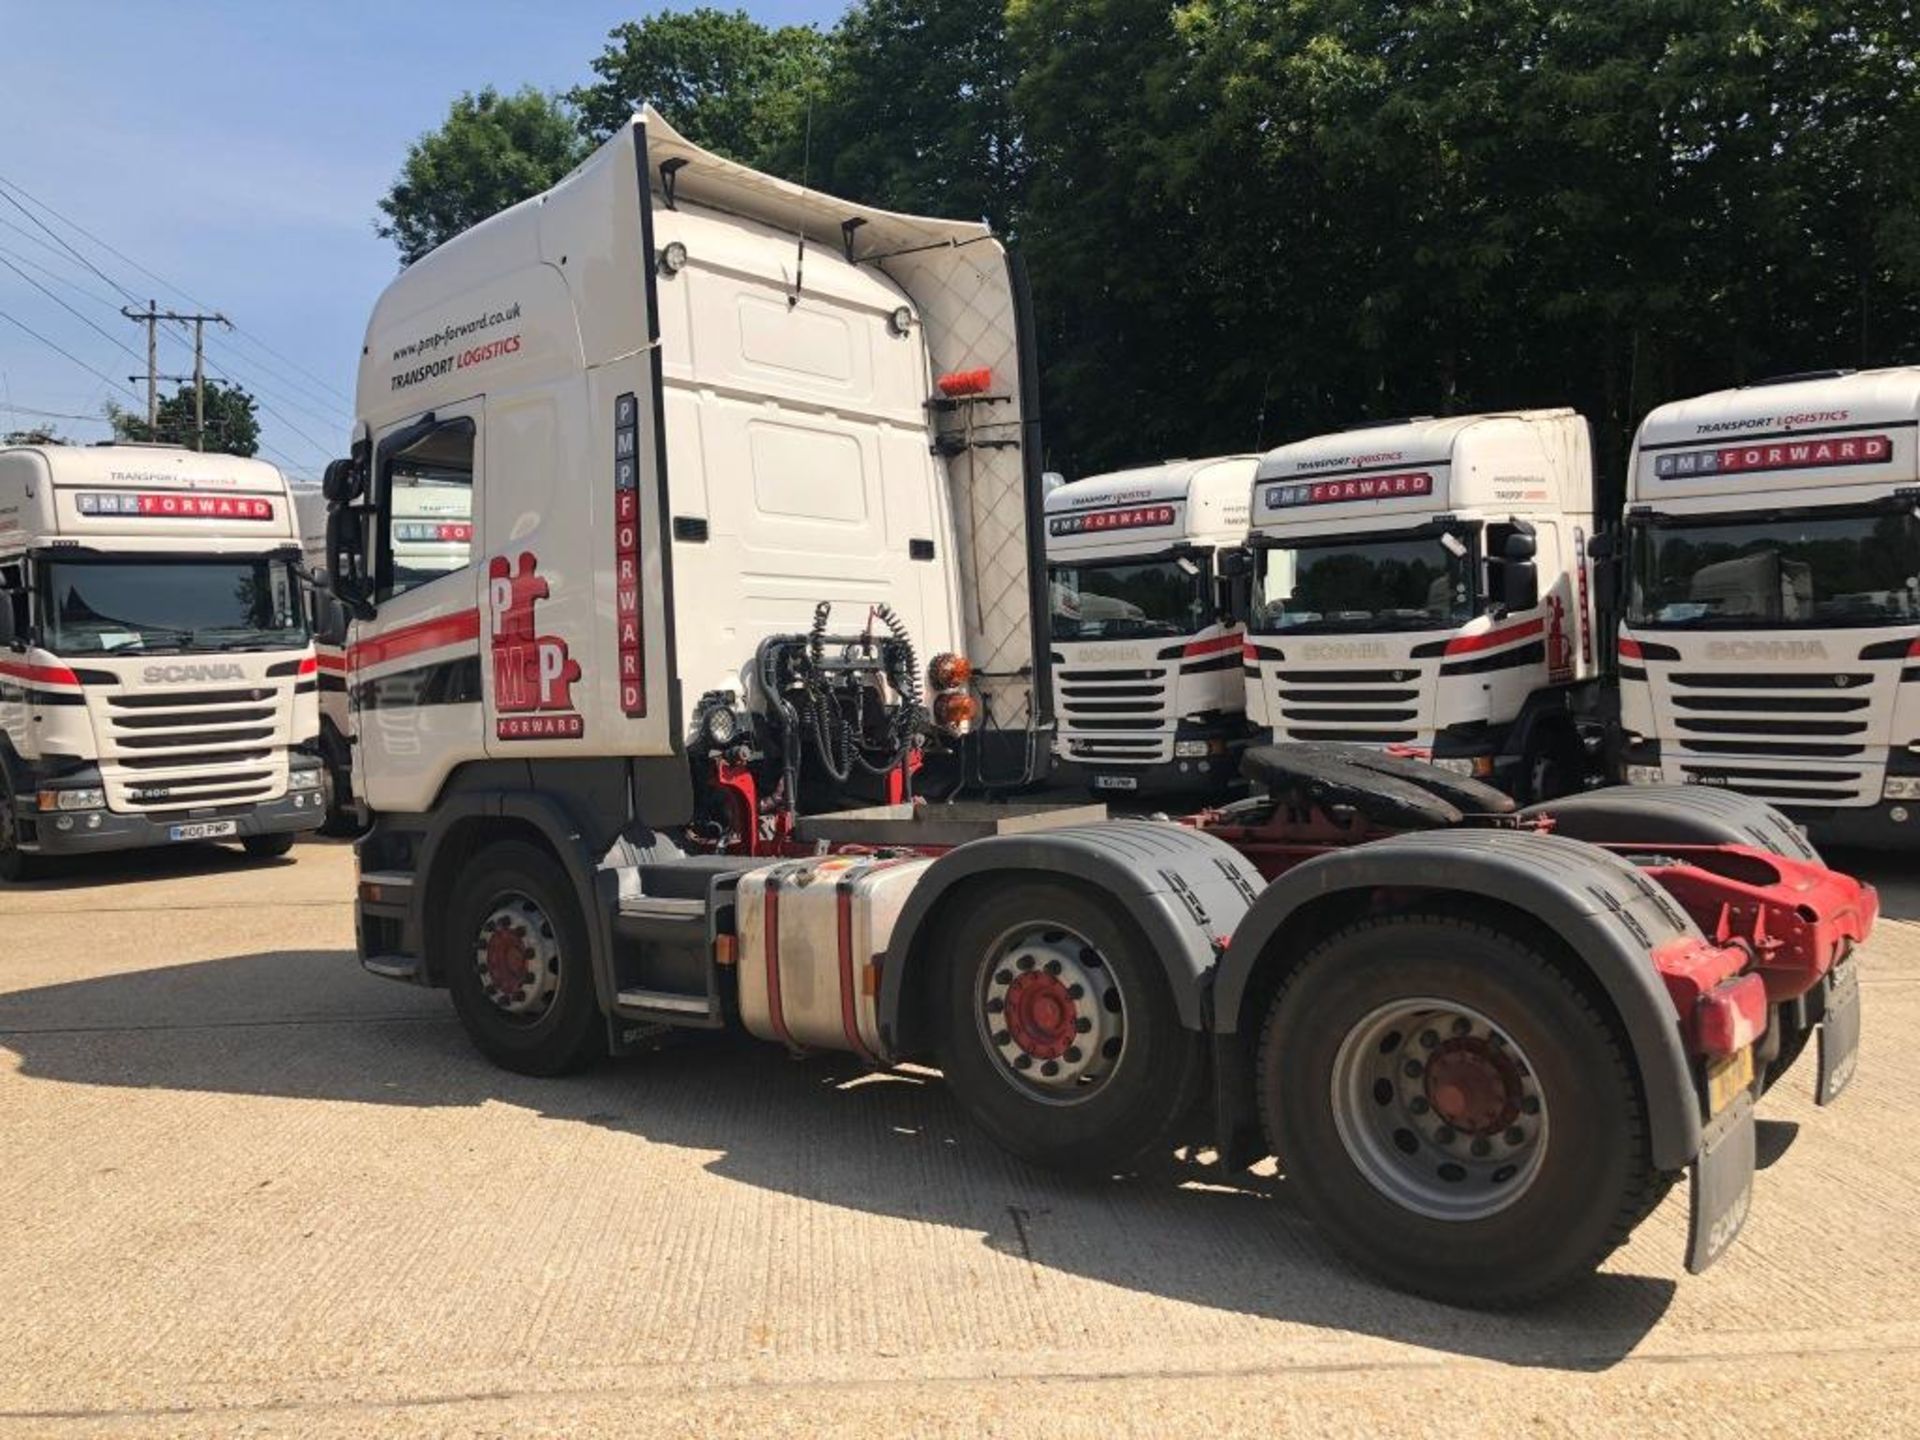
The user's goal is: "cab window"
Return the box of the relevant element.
[377,418,475,602]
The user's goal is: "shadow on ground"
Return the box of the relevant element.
[0,948,1677,1369]
[5,840,307,891]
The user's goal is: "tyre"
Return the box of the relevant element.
[1257,914,1671,1307]
[242,832,297,859]
[0,769,43,883]
[932,877,1206,1173]
[443,840,607,1076]
[1521,728,1584,804]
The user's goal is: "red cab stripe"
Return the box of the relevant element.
[346,609,481,671]
[0,658,80,687]
[1443,617,1543,656]
[1181,631,1244,659]
[1618,636,1644,661]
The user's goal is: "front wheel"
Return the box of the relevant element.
[932,878,1205,1173]
[1258,914,1671,1307]
[242,832,296,859]
[1521,728,1585,803]
[443,840,606,1076]
[0,770,43,883]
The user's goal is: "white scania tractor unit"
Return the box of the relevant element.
[1242,410,1601,800]
[0,443,320,878]
[1045,456,1255,797]
[1616,367,1920,847]
[314,108,1879,1305]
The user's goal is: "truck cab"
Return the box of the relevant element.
[1617,367,1920,845]
[1045,456,1255,797]
[1244,410,1600,800]
[0,443,321,877]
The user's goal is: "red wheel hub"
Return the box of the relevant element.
[1424,1039,1521,1134]
[1002,971,1078,1060]
[484,926,533,994]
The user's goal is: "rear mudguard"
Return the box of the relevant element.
[1524,784,1818,862]
[1210,828,1704,1171]
[876,821,1264,1057]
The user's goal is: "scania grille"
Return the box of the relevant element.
[93,686,288,812]
[1674,763,1870,807]
[1057,666,1172,763]
[1667,672,1874,766]
[1272,666,1423,744]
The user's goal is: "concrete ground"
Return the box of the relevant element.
[0,839,1915,1438]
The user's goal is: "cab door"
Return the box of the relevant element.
[348,399,485,815]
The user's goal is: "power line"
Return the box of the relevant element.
[0,252,145,364]
[0,184,141,306]
[0,307,139,400]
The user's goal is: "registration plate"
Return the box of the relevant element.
[168,820,238,842]
[1092,774,1138,791]
[1706,1045,1755,1116]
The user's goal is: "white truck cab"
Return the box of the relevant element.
[1617,367,1920,845]
[0,443,321,877]
[1244,410,1600,799]
[1045,456,1255,797]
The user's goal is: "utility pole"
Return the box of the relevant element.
[121,302,229,449]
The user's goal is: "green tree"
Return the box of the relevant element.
[800,0,1025,229]
[571,7,828,168]
[108,381,261,457]
[2,425,65,445]
[376,87,588,266]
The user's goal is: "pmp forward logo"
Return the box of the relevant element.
[489,553,584,740]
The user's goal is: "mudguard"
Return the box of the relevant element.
[876,821,1264,1055]
[1210,827,1705,1171]
[1523,784,1818,862]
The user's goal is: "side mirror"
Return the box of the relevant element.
[313,594,350,646]
[1503,531,1538,562]
[1588,532,1616,562]
[1216,546,1254,581]
[0,600,15,648]
[325,506,376,621]
[322,456,364,504]
[1503,557,1540,613]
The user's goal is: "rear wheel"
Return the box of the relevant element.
[1258,914,1670,1306]
[444,841,606,1076]
[932,878,1205,1173]
[242,832,296,859]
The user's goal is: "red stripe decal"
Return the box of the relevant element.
[764,879,796,1051]
[0,658,79,687]
[1618,636,1644,661]
[1181,631,1244,659]
[297,653,318,677]
[835,881,881,1065]
[315,651,348,672]
[347,608,480,671]
[1443,617,1543,656]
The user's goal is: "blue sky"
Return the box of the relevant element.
[0,1,845,478]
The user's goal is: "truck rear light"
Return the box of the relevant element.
[928,652,972,690]
[1695,973,1767,1057]
[936,368,992,398]
[934,691,978,731]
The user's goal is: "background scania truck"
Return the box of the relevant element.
[1045,456,1254,797]
[0,443,321,878]
[1617,368,1920,846]
[1243,410,1601,800]
[317,109,1874,1305]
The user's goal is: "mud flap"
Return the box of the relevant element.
[1686,1091,1756,1274]
[1816,956,1861,1106]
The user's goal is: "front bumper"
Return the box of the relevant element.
[19,767,325,855]
[1058,730,1253,800]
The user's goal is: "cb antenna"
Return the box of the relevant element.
[789,95,814,310]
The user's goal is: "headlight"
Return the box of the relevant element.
[1625,764,1664,786]
[1428,757,1476,777]
[38,787,104,812]
[702,703,740,747]
[1173,739,1210,759]
[288,769,324,792]
[1884,776,1920,801]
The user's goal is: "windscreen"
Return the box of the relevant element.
[1254,531,1474,633]
[1627,508,1920,628]
[38,554,307,655]
[1049,556,1210,641]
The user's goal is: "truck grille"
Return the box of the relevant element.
[93,686,286,812]
[1057,667,1173,763]
[1270,666,1423,744]
[1665,672,1878,806]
